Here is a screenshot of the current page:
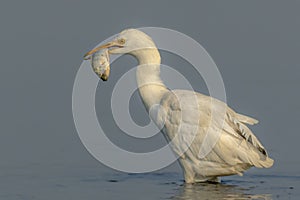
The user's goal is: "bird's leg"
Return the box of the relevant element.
[184,173,196,184]
[179,158,196,183]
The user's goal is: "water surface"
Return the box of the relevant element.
[1,164,298,200]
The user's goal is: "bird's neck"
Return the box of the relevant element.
[133,49,169,111]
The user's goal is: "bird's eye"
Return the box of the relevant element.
[118,38,126,44]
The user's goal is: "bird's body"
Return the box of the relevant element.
[84,29,274,183]
[158,90,273,182]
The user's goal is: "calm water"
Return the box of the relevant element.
[1,163,299,200]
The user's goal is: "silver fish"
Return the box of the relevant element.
[89,49,110,81]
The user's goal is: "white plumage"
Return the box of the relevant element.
[84,29,274,183]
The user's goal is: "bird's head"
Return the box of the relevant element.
[84,29,157,59]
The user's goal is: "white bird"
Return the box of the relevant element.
[84,29,274,183]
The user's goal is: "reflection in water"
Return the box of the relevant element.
[172,182,272,200]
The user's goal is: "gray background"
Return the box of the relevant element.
[1,0,299,199]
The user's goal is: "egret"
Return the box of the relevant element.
[84,29,274,183]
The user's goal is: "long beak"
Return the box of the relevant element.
[83,42,115,60]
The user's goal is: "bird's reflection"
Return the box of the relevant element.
[172,182,272,200]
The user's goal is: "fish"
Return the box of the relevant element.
[86,49,110,81]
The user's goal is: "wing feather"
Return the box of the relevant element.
[235,113,259,125]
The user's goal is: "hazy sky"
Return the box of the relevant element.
[1,0,299,187]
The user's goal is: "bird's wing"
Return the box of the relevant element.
[158,90,273,169]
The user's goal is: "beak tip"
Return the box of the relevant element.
[83,52,92,60]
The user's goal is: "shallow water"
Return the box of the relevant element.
[1,164,299,200]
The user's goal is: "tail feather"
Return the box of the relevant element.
[235,113,259,125]
[252,156,274,168]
